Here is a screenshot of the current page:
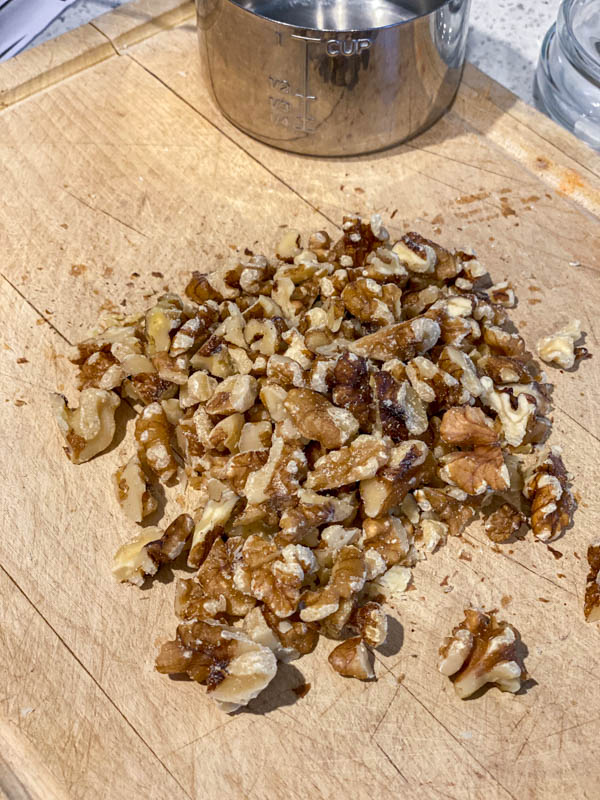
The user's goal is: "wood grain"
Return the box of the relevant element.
[1,13,599,800]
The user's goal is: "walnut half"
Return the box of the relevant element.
[523,447,575,542]
[438,609,526,699]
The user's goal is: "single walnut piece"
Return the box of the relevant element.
[301,545,366,622]
[135,402,178,482]
[479,377,537,448]
[440,406,499,447]
[406,356,470,408]
[188,480,240,567]
[305,434,390,491]
[328,637,375,680]
[438,609,526,699]
[156,619,277,712]
[145,294,185,355]
[347,601,388,647]
[244,435,307,505]
[362,516,411,570]
[414,486,477,537]
[284,388,359,449]
[350,316,440,361]
[360,440,431,517]
[371,372,428,441]
[523,447,575,542]
[584,542,600,622]
[537,320,583,369]
[205,374,258,415]
[484,503,525,543]
[51,388,120,464]
[440,445,509,495]
[113,453,157,523]
[233,535,316,618]
[330,352,373,430]
[112,514,194,586]
[341,278,395,326]
[177,537,255,620]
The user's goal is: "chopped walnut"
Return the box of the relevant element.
[440,406,498,447]
[341,278,395,325]
[305,434,389,491]
[112,514,194,586]
[537,319,583,369]
[479,377,536,447]
[360,440,431,517]
[113,453,157,522]
[437,346,483,398]
[347,602,388,647]
[438,609,526,699]
[367,564,413,599]
[301,546,366,621]
[156,619,277,712]
[238,420,272,451]
[414,486,476,537]
[440,445,509,495]
[584,542,600,622]
[523,447,575,542]
[392,232,436,273]
[328,637,375,680]
[51,388,120,464]
[177,537,255,620]
[371,372,428,440]
[205,374,258,415]
[55,216,577,710]
[179,370,218,408]
[284,388,359,449]
[188,480,240,567]
[362,517,411,570]
[330,352,373,429]
[484,503,525,543]
[350,316,440,362]
[234,535,316,618]
[244,435,307,504]
[145,294,185,355]
[207,413,244,453]
[135,402,178,482]
[406,356,470,407]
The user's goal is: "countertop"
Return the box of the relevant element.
[30,0,561,108]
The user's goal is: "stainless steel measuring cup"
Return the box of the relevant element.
[195,0,471,156]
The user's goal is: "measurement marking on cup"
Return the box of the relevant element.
[294,40,317,133]
[291,34,322,42]
[268,35,319,132]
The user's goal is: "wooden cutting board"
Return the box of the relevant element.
[1,3,600,798]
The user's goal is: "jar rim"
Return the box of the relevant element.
[558,0,600,84]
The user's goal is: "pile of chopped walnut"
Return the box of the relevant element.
[52,215,579,711]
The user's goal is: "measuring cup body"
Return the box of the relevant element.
[196,0,471,156]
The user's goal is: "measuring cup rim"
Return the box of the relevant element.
[225,0,455,33]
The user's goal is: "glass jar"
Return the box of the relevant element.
[534,0,600,150]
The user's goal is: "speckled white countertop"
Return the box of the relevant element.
[29,0,561,108]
